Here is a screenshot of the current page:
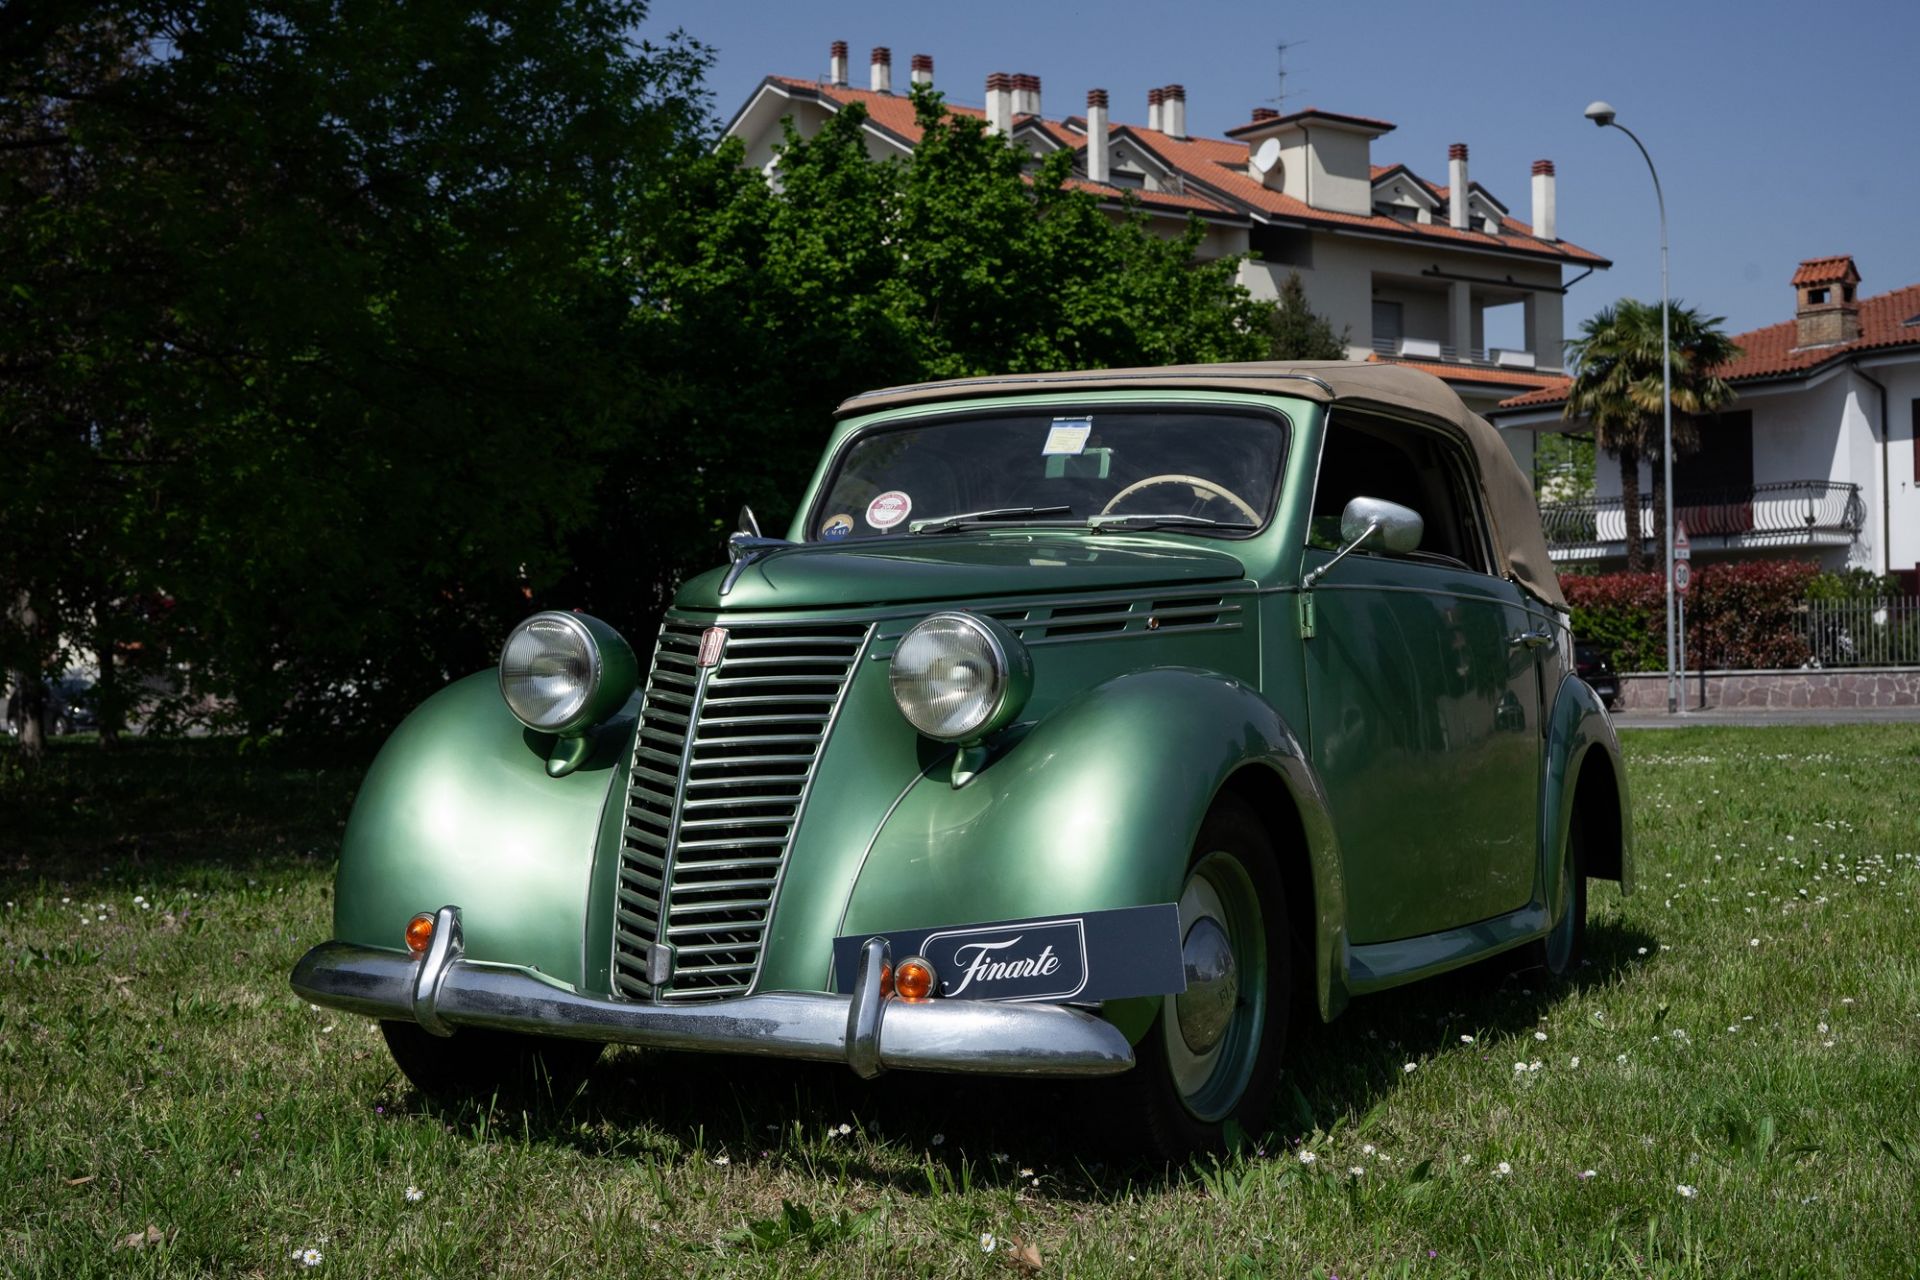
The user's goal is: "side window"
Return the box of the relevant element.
[1309,412,1492,573]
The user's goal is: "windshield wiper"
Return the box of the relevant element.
[1085,513,1256,532]
[907,505,1073,534]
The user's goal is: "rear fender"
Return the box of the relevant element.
[1540,673,1635,927]
[837,667,1351,1027]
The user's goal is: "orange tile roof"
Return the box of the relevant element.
[1493,278,1920,412]
[752,77,1607,267]
[1367,354,1568,390]
[1791,255,1859,287]
[1119,126,1603,266]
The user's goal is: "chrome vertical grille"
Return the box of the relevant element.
[612,618,868,1002]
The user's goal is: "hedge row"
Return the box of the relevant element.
[1560,560,1819,672]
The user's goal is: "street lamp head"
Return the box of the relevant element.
[1584,100,1617,127]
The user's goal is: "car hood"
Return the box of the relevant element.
[675,533,1248,611]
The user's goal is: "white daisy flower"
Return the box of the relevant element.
[979,1232,996,1252]
[1298,1151,1317,1165]
[1677,1184,1698,1198]
[1495,1161,1512,1176]
[404,1186,424,1202]
[1402,1061,1417,1073]
[300,1247,323,1267]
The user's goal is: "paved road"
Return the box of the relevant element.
[1611,705,1920,729]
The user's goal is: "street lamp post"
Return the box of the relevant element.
[1585,100,1679,715]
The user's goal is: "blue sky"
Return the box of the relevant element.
[644,0,1919,345]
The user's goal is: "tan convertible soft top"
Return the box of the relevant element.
[837,360,1563,609]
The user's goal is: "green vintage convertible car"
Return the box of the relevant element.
[294,361,1631,1153]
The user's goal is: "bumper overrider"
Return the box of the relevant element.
[291,906,1135,1079]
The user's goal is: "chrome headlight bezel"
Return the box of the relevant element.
[889,611,1033,743]
[497,610,637,737]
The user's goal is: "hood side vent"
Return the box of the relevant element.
[867,591,1245,659]
[1038,601,1131,637]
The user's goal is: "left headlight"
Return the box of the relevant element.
[498,610,638,735]
[889,612,1032,742]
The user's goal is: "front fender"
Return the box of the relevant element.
[836,667,1350,1027]
[332,671,637,989]
[1540,673,1636,929]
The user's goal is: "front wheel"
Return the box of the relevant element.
[381,1021,603,1105]
[1113,796,1293,1158]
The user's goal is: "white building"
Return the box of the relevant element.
[722,43,1612,419]
[1493,256,1920,587]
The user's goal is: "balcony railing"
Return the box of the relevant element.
[1542,481,1867,557]
[1370,337,1541,370]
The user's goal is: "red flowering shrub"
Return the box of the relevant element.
[1559,560,1817,672]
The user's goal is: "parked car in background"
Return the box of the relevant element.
[1574,641,1621,710]
[4,675,97,737]
[294,361,1633,1155]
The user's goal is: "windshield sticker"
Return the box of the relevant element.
[865,490,912,530]
[1042,417,1092,457]
[820,513,854,539]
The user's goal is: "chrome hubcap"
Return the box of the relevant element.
[1163,852,1266,1122]
[1176,917,1237,1053]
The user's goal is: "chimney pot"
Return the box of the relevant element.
[1148,86,1164,132]
[1448,143,1470,229]
[910,53,933,87]
[1530,159,1556,241]
[870,47,892,93]
[1086,88,1110,184]
[985,72,1012,134]
[1163,84,1186,139]
[828,41,848,87]
[1252,107,1278,123]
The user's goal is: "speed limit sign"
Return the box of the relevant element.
[1674,560,1692,593]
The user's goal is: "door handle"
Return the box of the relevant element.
[1508,627,1553,650]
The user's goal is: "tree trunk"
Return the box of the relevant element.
[96,636,122,749]
[10,592,47,761]
[1649,442,1668,580]
[1618,443,1645,573]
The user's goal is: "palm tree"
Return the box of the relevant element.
[1563,300,1742,572]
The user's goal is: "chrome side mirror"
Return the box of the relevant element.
[1304,496,1424,587]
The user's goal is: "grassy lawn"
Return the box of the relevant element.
[3,727,1917,1277]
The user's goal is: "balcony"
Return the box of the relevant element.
[1370,336,1540,370]
[1542,481,1867,562]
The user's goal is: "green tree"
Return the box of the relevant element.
[569,86,1277,623]
[1562,299,1742,572]
[1,1,710,744]
[1267,271,1350,360]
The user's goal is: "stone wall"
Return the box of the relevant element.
[1614,667,1920,711]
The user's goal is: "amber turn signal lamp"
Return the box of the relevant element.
[894,956,937,1002]
[879,961,895,998]
[405,913,435,955]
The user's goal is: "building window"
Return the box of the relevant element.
[1674,410,1754,502]
[1807,287,1830,304]
[1372,300,1404,348]
[1250,224,1312,267]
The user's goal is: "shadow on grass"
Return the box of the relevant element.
[405,916,1658,1202]
[0,735,366,893]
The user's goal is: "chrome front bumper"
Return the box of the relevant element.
[290,906,1134,1079]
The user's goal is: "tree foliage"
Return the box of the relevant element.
[2,0,709,739]
[1562,299,1742,571]
[3,44,1275,744]
[560,86,1276,631]
[1267,271,1349,361]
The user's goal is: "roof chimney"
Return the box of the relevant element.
[869,47,892,94]
[1530,160,1556,242]
[828,41,848,87]
[1793,255,1863,348]
[1448,143,1469,230]
[1251,107,1279,124]
[910,53,932,88]
[1086,88,1110,183]
[1148,87,1164,132]
[1163,84,1186,139]
[985,72,1012,135]
[1009,73,1040,116]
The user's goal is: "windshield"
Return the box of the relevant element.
[808,408,1290,541]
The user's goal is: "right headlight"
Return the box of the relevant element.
[889,612,1032,742]
[498,610,637,736]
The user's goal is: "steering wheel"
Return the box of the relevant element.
[1099,474,1261,524]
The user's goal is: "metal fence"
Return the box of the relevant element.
[1803,595,1920,668]
[1542,481,1867,552]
